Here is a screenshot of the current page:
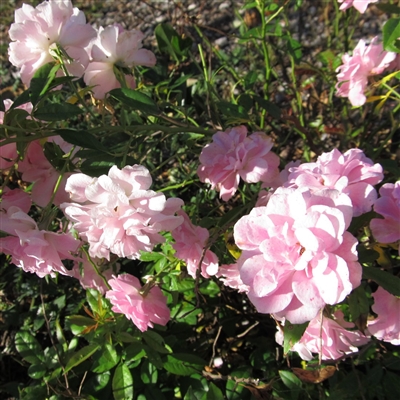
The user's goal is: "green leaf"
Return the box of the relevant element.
[383,18,400,53]
[64,344,100,373]
[207,382,224,400]
[112,363,134,400]
[15,331,44,365]
[28,364,47,379]
[254,96,282,119]
[279,370,302,400]
[287,38,303,63]
[142,331,171,354]
[155,23,192,61]
[143,345,163,369]
[283,322,308,355]
[216,101,248,120]
[29,62,57,105]
[58,129,108,152]
[10,89,31,109]
[140,360,158,384]
[109,88,159,115]
[33,103,83,121]
[124,342,146,363]
[92,343,120,373]
[362,267,400,296]
[163,353,206,376]
[66,315,97,327]
[199,280,220,297]
[377,3,400,14]
[348,285,370,322]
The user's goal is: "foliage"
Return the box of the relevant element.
[1,1,400,400]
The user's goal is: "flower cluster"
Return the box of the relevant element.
[0,189,80,278]
[233,187,361,324]
[8,0,156,99]
[336,37,396,106]
[62,165,183,260]
[8,0,96,86]
[197,126,280,201]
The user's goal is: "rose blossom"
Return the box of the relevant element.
[338,0,378,13]
[72,253,119,295]
[370,182,400,254]
[8,0,96,86]
[172,210,219,278]
[106,273,170,332]
[234,187,361,324]
[62,165,183,260]
[367,287,400,345]
[216,263,249,293]
[0,200,80,278]
[277,311,370,360]
[18,137,78,207]
[336,37,396,106]
[84,24,156,99]
[0,99,33,170]
[285,148,383,216]
[197,126,280,201]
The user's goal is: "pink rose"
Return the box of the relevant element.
[0,206,80,278]
[234,187,361,324]
[338,0,378,13]
[368,287,400,345]
[18,137,78,207]
[336,37,396,106]
[216,263,249,293]
[84,24,156,99]
[197,126,280,201]
[72,253,119,295]
[370,181,400,253]
[172,210,219,278]
[285,148,383,216]
[62,165,183,260]
[8,0,96,86]
[106,274,170,332]
[278,311,370,360]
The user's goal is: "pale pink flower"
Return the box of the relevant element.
[216,263,249,293]
[0,99,33,170]
[106,273,170,332]
[18,137,78,207]
[336,37,396,106]
[62,165,183,260]
[370,182,400,253]
[234,187,361,324]
[8,0,96,86]
[278,310,370,360]
[172,210,218,279]
[84,24,156,99]
[368,287,400,345]
[338,0,378,13]
[72,253,119,295]
[285,148,383,216]
[0,206,80,278]
[1,188,31,214]
[197,126,280,201]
